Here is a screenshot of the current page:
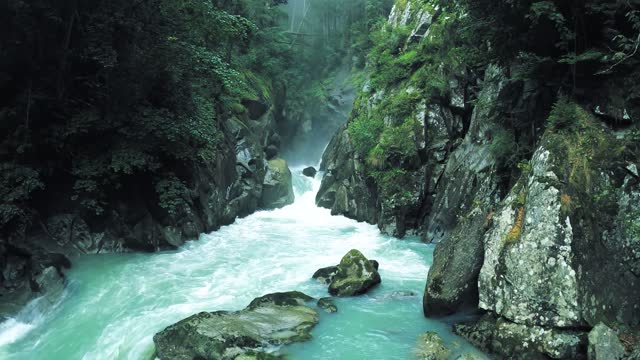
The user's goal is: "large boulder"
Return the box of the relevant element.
[153,291,318,360]
[302,166,317,178]
[423,65,504,317]
[313,249,381,297]
[587,323,625,360]
[259,158,294,209]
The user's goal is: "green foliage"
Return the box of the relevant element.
[371,169,414,204]
[155,175,190,216]
[0,164,43,232]
[368,118,418,168]
[545,98,624,194]
[546,96,587,129]
[489,128,519,166]
[348,113,385,156]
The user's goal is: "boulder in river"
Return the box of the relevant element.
[302,166,317,178]
[311,266,339,285]
[153,291,318,360]
[415,332,451,360]
[317,297,338,313]
[313,249,381,297]
[259,158,294,210]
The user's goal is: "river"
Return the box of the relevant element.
[0,168,485,359]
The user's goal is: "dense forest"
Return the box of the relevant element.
[1,0,639,359]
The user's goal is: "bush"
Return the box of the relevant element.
[348,113,385,156]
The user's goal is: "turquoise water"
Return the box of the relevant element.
[0,169,486,359]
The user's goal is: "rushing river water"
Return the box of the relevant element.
[0,168,486,359]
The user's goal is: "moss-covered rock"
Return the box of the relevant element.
[415,331,450,360]
[259,158,294,209]
[317,297,338,313]
[312,266,339,285]
[153,291,318,360]
[316,249,381,297]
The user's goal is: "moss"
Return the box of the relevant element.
[560,193,573,216]
[230,102,247,114]
[545,98,624,196]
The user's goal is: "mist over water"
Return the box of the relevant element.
[0,170,486,359]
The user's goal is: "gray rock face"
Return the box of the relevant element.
[478,146,582,328]
[259,158,295,209]
[153,291,319,360]
[415,332,450,360]
[316,125,379,224]
[587,323,625,360]
[423,66,504,317]
[313,249,381,297]
[455,314,587,360]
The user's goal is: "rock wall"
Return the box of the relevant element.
[318,0,640,357]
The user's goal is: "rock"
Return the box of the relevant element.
[246,291,313,309]
[302,166,317,178]
[242,99,269,120]
[478,146,583,328]
[259,158,294,209]
[264,145,279,160]
[455,313,587,360]
[268,133,282,148]
[312,266,338,285]
[455,354,486,360]
[587,323,625,360]
[317,298,338,313]
[315,125,379,224]
[327,249,381,297]
[153,291,318,360]
[415,332,450,360]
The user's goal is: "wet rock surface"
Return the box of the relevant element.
[316,297,338,313]
[302,167,317,178]
[313,249,381,297]
[415,331,450,360]
[259,158,295,210]
[153,291,319,360]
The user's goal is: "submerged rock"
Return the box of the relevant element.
[415,332,450,360]
[259,158,294,209]
[313,249,381,297]
[302,166,317,178]
[153,291,318,360]
[317,297,338,313]
[587,323,625,360]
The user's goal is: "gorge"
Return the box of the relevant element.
[1,0,639,359]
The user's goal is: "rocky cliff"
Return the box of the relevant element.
[0,96,294,318]
[317,0,640,357]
